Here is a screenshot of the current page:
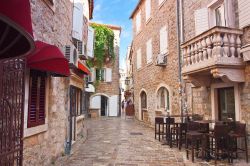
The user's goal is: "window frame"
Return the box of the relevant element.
[136,10,141,34]
[27,70,47,128]
[145,0,151,22]
[136,49,142,69]
[159,26,169,55]
[146,39,153,64]
[157,87,170,111]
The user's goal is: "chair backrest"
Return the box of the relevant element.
[234,122,246,136]
[187,121,200,131]
[155,117,164,124]
[192,114,203,121]
[214,124,229,138]
[165,117,175,124]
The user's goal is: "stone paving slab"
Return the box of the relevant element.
[55,117,249,166]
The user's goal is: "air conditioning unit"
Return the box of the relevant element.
[64,45,79,66]
[156,53,167,66]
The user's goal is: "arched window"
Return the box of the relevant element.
[140,91,147,109]
[157,87,170,111]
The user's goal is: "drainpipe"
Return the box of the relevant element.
[176,0,184,121]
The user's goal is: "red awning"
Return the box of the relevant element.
[78,61,91,75]
[27,41,70,77]
[0,0,35,59]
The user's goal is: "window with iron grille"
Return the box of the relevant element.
[28,70,46,128]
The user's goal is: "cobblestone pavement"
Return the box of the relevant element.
[55,117,249,166]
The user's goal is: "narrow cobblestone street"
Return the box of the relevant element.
[55,118,247,166]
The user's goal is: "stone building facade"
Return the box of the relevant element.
[22,0,93,165]
[89,24,121,117]
[130,0,181,125]
[181,0,250,137]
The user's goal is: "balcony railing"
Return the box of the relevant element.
[181,26,244,74]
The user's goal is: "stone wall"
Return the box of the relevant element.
[23,0,74,165]
[131,0,180,125]
[240,27,250,133]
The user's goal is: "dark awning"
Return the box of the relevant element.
[78,61,91,75]
[27,41,70,77]
[0,0,35,59]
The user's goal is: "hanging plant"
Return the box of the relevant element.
[87,23,115,69]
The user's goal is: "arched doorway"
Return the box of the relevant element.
[90,94,109,117]
[101,96,108,116]
[140,91,147,120]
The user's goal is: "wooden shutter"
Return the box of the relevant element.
[137,49,142,69]
[28,70,46,128]
[89,68,96,82]
[160,26,168,54]
[109,95,118,116]
[38,77,46,122]
[238,0,250,28]
[194,8,209,35]
[87,26,94,58]
[106,68,112,82]
[136,11,141,33]
[72,0,84,40]
[146,39,152,63]
[145,0,151,21]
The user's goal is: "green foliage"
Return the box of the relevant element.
[87,23,115,69]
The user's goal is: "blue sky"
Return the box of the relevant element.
[92,0,138,69]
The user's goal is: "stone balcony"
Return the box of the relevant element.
[181,26,245,86]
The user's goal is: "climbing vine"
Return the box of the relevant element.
[86,23,115,69]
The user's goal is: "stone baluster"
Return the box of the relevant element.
[212,33,222,58]
[182,48,187,66]
[201,38,207,61]
[223,33,230,57]
[190,44,195,64]
[236,35,241,58]
[194,43,198,63]
[230,34,236,58]
[198,40,203,62]
[187,46,191,65]
[206,36,212,59]
[217,33,223,57]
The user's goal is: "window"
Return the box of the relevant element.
[140,91,147,109]
[157,87,170,111]
[215,5,226,26]
[160,26,168,54]
[136,49,142,69]
[207,0,235,28]
[146,39,152,63]
[136,11,141,33]
[145,0,151,21]
[70,86,83,116]
[28,70,46,128]
[96,69,106,81]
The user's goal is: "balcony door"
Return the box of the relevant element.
[218,87,235,121]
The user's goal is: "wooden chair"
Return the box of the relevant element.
[170,122,187,150]
[185,121,203,162]
[155,117,166,141]
[229,122,248,163]
[207,124,231,165]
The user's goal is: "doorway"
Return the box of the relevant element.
[101,96,108,116]
[218,87,235,121]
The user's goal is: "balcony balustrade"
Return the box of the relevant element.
[181,26,245,86]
